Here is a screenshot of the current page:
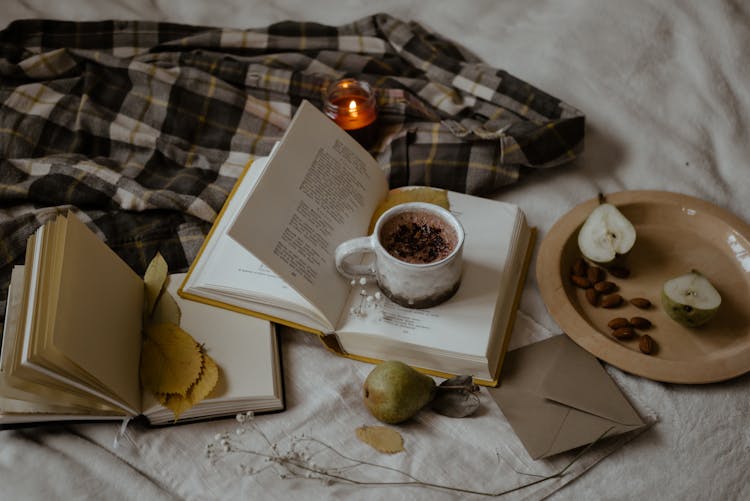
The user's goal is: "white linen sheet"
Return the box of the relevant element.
[1,1,748,499]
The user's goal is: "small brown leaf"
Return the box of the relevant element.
[431,375,480,418]
[431,389,480,418]
[356,425,404,454]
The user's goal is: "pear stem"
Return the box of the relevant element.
[597,192,606,205]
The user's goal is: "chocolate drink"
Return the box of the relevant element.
[379,210,458,264]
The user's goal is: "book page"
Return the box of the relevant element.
[6,241,129,414]
[198,159,327,318]
[44,215,144,412]
[229,101,388,327]
[7,233,74,391]
[142,274,283,424]
[182,157,333,332]
[1,266,115,412]
[33,217,65,359]
[12,229,83,394]
[201,244,312,312]
[335,192,526,375]
[5,235,36,379]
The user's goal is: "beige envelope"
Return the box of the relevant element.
[488,335,646,459]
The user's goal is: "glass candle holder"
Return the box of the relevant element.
[323,78,378,149]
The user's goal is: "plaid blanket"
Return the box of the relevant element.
[0,14,584,320]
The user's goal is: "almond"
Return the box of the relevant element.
[570,275,592,288]
[594,281,617,294]
[630,317,652,329]
[607,317,631,330]
[608,266,631,279]
[587,266,604,283]
[572,258,588,277]
[630,297,652,309]
[585,288,600,306]
[612,327,635,339]
[601,294,623,308]
[639,335,655,354]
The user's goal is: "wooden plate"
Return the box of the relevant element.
[537,191,750,383]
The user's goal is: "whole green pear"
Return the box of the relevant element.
[363,361,436,424]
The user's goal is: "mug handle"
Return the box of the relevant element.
[334,236,377,278]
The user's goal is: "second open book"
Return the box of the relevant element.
[180,101,533,385]
[0,213,283,426]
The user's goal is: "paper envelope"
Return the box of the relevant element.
[488,335,646,459]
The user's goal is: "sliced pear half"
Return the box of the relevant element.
[662,270,721,327]
[577,203,636,264]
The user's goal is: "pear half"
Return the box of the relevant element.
[577,203,636,265]
[662,270,721,327]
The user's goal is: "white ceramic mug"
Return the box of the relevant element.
[335,202,465,309]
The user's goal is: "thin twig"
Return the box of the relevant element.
[220,427,616,497]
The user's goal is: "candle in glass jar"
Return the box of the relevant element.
[323,78,378,148]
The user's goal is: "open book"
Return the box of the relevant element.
[0,214,283,426]
[180,101,534,385]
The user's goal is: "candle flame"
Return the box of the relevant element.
[348,99,359,118]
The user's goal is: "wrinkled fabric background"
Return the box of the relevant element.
[0,14,583,319]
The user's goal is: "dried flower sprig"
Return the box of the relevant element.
[348,277,384,318]
[205,412,614,497]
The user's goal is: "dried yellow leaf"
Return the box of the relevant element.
[356,425,405,454]
[368,187,450,234]
[143,252,168,316]
[155,354,219,421]
[151,289,181,326]
[188,353,219,404]
[157,392,194,420]
[140,323,203,396]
